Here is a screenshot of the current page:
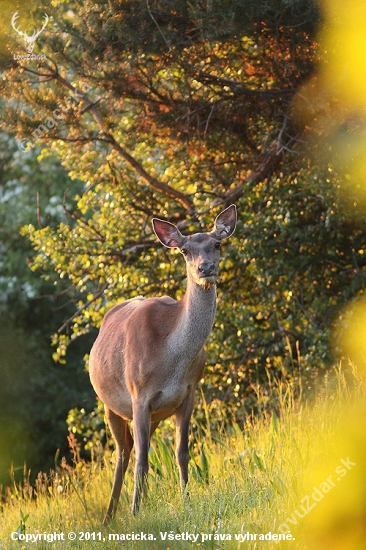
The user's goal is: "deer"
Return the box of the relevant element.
[89,204,237,524]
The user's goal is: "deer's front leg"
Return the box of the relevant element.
[132,399,151,515]
[175,389,196,494]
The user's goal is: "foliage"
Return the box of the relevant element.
[67,400,108,454]
[0,1,365,426]
[0,134,95,487]
[0,368,365,549]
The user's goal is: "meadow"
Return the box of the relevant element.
[1,364,364,550]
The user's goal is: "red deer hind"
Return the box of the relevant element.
[89,205,237,523]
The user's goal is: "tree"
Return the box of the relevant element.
[0,133,95,486]
[0,0,365,427]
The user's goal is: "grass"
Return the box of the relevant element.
[0,364,365,549]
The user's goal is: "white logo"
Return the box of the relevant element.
[11,11,48,54]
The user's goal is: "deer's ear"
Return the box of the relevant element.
[152,219,184,248]
[211,204,237,240]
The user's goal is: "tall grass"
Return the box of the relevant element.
[0,364,364,549]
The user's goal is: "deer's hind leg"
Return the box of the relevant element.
[103,407,133,524]
[175,390,196,495]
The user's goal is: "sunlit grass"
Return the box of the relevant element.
[0,364,364,549]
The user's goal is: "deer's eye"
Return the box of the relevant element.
[181,248,188,255]
[214,242,221,250]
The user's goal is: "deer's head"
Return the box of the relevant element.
[153,205,237,289]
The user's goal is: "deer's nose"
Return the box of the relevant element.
[198,263,216,277]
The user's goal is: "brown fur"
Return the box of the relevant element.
[89,205,237,522]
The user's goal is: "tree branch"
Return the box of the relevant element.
[21,64,195,215]
[212,118,298,208]
[58,282,109,334]
[195,70,296,98]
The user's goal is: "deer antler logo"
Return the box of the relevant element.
[11,11,49,54]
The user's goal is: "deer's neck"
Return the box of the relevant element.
[170,275,217,359]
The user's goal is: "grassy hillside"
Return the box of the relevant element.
[1,365,365,549]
